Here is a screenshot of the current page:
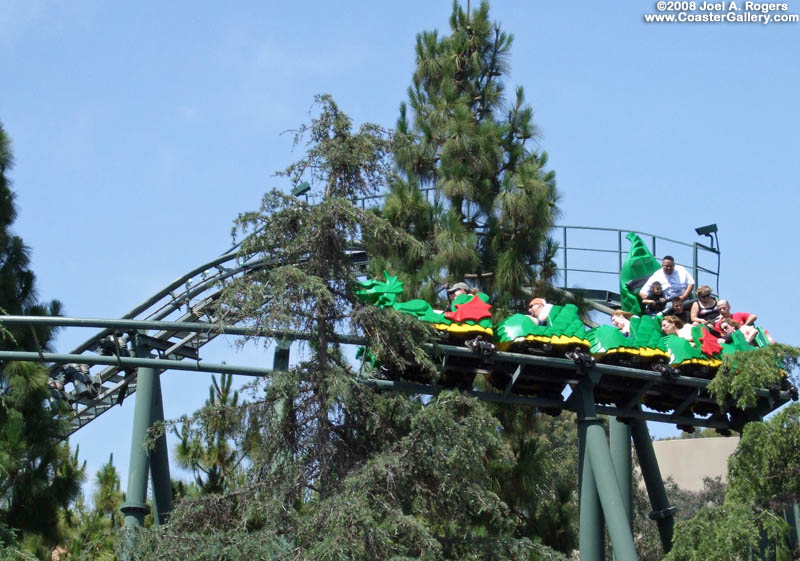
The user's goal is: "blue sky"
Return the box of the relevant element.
[2,1,799,494]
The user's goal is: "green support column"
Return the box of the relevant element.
[579,418,604,561]
[630,418,675,553]
[785,503,800,552]
[586,423,639,561]
[575,375,638,561]
[273,339,291,371]
[148,372,173,525]
[609,417,632,527]
[121,341,155,529]
[576,377,605,561]
[272,339,290,421]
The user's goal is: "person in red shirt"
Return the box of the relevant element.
[713,299,757,333]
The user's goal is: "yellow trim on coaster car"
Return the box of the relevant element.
[551,335,591,348]
[637,347,671,358]
[432,323,494,336]
[602,347,670,360]
[496,335,591,353]
[672,357,722,369]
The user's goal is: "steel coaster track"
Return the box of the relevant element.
[63,247,269,434]
[30,237,367,436]
[2,315,793,437]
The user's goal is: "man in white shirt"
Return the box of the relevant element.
[639,255,695,303]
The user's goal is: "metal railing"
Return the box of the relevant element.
[353,191,721,298]
[555,225,720,296]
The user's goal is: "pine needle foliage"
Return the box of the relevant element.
[0,362,84,551]
[0,121,83,556]
[56,456,123,560]
[173,373,250,495]
[380,0,560,311]
[727,403,800,511]
[376,4,580,553]
[93,454,123,526]
[707,343,800,409]
[665,405,800,561]
[0,123,62,358]
[665,501,790,561]
[486,407,578,553]
[127,97,570,560]
[631,472,726,560]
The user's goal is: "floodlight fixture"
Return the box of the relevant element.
[694,223,720,255]
[694,224,718,236]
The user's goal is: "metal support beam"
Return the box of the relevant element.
[631,417,675,553]
[579,414,604,561]
[673,388,700,417]
[121,342,156,529]
[586,423,639,561]
[610,417,632,527]
[0,315,367,346]
[364,377,568,410]
[273,339,291,371]
[0,350,275,377]
[504,364,522,396]
[576,377,638,561]
[120,342,156,561]
[785,503,800,553]
[148,373,172,525]
[625,381,653,410]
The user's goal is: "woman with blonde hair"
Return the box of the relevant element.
[611,309,632,336]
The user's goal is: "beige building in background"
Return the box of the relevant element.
[652,436,739,492]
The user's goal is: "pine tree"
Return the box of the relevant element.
[654,346,800,560]
[491,409,579,552]
[377,3,580,552]
[127,97,569,561]
[57,455,123,561]
[0,363,85,556]
[0,122,83,555]
[93,454,123,526]
[0,123,62,354]
[173,374,249,494]
[381,0,560,310]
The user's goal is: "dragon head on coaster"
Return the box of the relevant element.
[356,272,493,340]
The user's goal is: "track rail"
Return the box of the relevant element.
[17,237,366,435]
[1,315,792,436]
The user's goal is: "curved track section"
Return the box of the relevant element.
[65,246,258,434]
[59,241,365,436]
